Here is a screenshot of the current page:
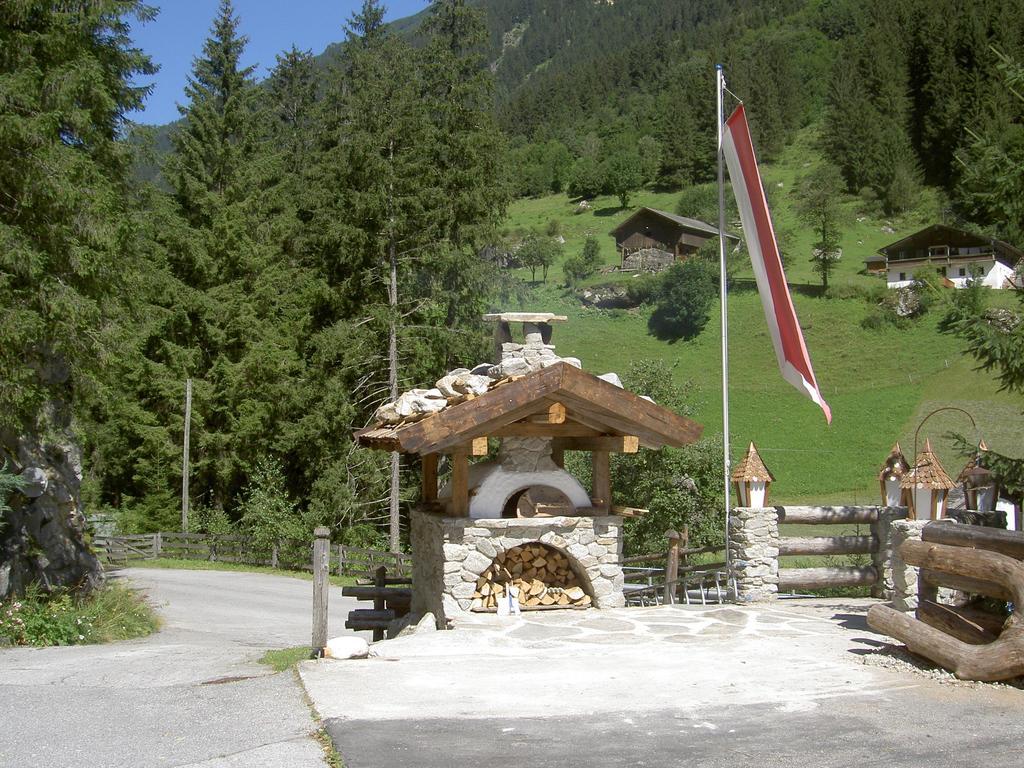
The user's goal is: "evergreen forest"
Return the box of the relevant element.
[3,0,1024,555]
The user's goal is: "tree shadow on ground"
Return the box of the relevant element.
[593,206,627,217]
[647,306,705,343]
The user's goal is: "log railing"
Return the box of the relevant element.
[776,506,884,593]
[867,522,1024,682]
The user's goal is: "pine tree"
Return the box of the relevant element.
[0,1,155,428]
[0,0,154,591]
[793,164,845,289]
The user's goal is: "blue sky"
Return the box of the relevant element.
[129,1,431,125]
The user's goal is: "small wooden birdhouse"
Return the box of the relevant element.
[732,442,774,508]
[957,440,999,512]
[878,442,910,507]
[901,439,956,520]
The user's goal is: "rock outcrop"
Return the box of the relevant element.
[1,400,102,599]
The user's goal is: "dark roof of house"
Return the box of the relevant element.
[878,224,1024,267]
[610,207,740,241]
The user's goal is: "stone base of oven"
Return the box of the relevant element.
[411,510,625,625]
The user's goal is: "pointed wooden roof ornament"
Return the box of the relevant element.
[901,439,955,491]
[731,442,774,483]
[956,439,991,483]
[878,442,910,482]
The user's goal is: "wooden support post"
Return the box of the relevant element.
[592,451,611,511]
[372,565,387,643]
[421,454,438,502]
[312,526,330,655]
[493,320,512,363]
[551,446,564,469]
[664,529,681,605]
[153,531,162,559]
[271,543,279,569]
[451,453,469,517]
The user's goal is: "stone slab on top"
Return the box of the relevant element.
[483,312,568,323]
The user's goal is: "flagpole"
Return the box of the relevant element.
[716,64,733,582]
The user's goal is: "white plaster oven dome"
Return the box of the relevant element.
[439,459,591,519]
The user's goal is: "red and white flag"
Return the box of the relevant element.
[722,105,832,424]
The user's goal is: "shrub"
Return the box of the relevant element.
[601,360,723,554]
[563,236,603,287]
[0,582,158,647]
[192,503,235,535]
[239,457,304,551]
[649,259,718,340]
[625,274,661,306]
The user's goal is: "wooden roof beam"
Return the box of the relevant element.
[552,435,639,454]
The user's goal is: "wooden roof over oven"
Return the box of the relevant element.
[355,361,703,456]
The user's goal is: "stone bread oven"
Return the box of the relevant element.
[411,514,623,617]
[356,313,703,626]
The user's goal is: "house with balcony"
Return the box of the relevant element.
[874,224,1023,289]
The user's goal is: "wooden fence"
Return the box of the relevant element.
[776,506,882,592]
[94,531,411,579]
[620,527,731,605]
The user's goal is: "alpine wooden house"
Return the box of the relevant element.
[610,206,738,273]
[873,224,1023,289]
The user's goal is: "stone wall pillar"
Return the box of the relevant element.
[870,506,909,599]
[888,519,929,613]
[728,507,779,601]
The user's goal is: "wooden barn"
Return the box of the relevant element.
[610,207,738,272]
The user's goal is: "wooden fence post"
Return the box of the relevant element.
[271,543,279,569]
[373,565,387,643]
[153,532,162,559]
[312,526,331,655]
[664,529,681,605]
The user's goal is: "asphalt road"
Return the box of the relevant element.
[0,568,363,768]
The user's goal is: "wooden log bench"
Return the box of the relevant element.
[867,529,1024,682]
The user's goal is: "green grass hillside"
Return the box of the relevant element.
[503,132,1022,505]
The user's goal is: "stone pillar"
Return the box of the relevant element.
[728,507,779,601]
[870,506,909,599]
[888,519,929,613]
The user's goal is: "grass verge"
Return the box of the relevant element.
[259,645,314,672]
[0,581,159,647]
[126,557,357,587]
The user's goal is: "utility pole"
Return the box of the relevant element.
[387,138,400,553]
[182,377,192,533]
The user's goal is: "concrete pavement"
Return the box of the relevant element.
[0,568,364,768]
[300,600,1023,767]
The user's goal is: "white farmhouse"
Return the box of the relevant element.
[871,224,1022,289]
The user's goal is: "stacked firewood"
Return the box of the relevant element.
[470,544,592,610]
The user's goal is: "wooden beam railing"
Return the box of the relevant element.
[775,506,885,594]
[94,531,412,580]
